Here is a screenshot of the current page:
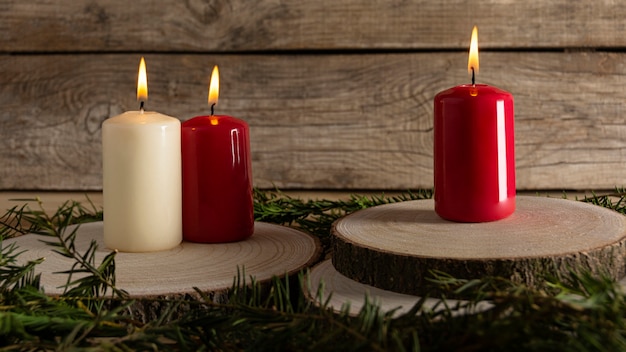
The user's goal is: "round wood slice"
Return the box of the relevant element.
[7,221,320,297]
[307,259,626,317]
[306,259,493,316]
[332,196,626,296]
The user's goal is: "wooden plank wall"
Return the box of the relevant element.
[0,0,624,191]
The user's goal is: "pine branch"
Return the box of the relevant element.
[0,204,41,239]
[20,199,126,301]
[579,187,626,215]
[253,188,433,250]
[0,189,624,350]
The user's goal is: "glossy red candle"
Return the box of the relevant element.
[181,114,254,242]
[434,84,515,222]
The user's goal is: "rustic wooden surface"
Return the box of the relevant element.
[0,191,596,219]
[332,196,626,296]
[2,1,625,51]
[6,221,321,297]
[1,0,625,191]
[1,53,624,190]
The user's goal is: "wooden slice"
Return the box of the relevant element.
[8,222,320,298]
[332,196,626,296]
[307,259,626,317]
[306,259,493,317]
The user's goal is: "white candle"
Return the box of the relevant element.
[102,58,182,252]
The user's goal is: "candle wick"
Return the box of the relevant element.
[471,67,475,86]
[139,101,145,113]
[210,103,215,116]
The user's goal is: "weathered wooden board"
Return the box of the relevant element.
[0,52,624,190]
[1,0,625,52]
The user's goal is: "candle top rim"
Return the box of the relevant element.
[436,84,512,97]
[456,84,511,93]
[182,114,248,128]
[104,111,180,125]
[459,83,489,87]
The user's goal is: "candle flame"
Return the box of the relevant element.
[468,26,479,76]
[137,57,148,102]
[208,65,219,108]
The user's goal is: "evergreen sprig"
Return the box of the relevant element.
[0,189,624,351]
[253,188,433,250]
[12,198,125,300]
[579,187,626,215]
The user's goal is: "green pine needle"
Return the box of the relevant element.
[0,188,624,350]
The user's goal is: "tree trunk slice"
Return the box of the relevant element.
[7,221,321,320]
[307,259,626,317]
[306,259,493,316]
[332,196,626,296]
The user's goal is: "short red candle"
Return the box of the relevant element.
[181,66,254,242]
[433,26,515,222]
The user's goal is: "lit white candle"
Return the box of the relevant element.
[102,57,182,252]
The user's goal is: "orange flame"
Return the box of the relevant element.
[137,57,148,102]
[468,26,479,76]
[208,65,219,108]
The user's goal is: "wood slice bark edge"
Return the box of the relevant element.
[331,198,626,297]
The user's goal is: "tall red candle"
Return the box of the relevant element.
[181,66,254,242]
[433,27,515,222]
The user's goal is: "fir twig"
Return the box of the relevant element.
[0,204,40,239]
[253,188,433,250]
[0,189,624,350]
[0,198,124,307]
[579,187,626,215]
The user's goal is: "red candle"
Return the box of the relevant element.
[433,26,515,222]
[182,66,254,242]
